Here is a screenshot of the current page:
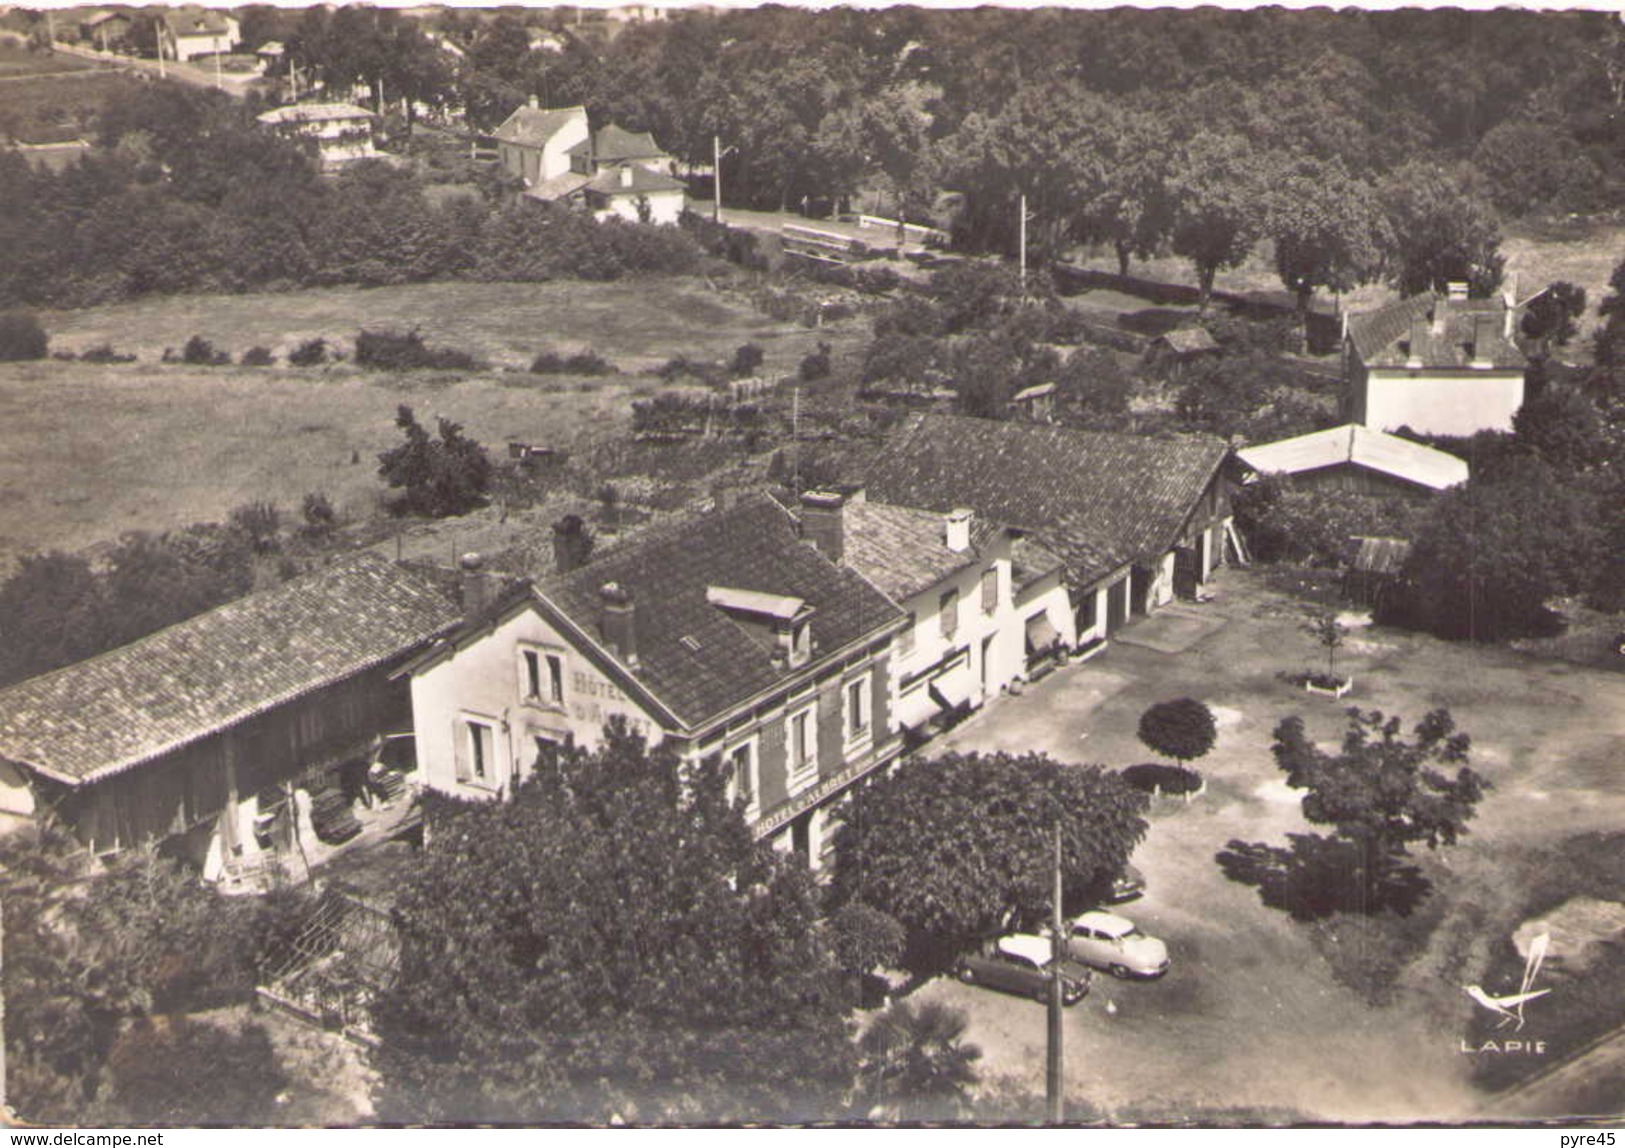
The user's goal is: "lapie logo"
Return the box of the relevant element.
[1459,932,1552,1055]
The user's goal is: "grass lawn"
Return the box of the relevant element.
[37,278,865,376]
[0,44,96,78]
[2,279,870,573]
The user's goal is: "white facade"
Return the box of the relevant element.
[166,16,240,61]
[1359,369,1526,437]
[409,603,665,802]
[497,106,590,188]
[592,187,686,226]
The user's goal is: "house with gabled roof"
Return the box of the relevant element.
[1237,423,1469,496]
[160,6,240,61]
[859,414,1233,646]
[402,495,906,867]
[0,553,462,880]
[257,103,379,171]
[1345,284,1527,436]
[492,99,590,190]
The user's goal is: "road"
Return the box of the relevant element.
[49,40,257,96]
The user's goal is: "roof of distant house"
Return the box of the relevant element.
[584,163,686,196]
[8,138,92,174]
[164,6,235,37]
[1153,327,1221,355]
[257,103,376,126]
[491,103,587,149]
[567,123,669,165]
[1347,292,1525,370]
[860,414,1230,588]
[838,500,1005,603]
[0,553,462,787]
[525,170,594,202]
[523,495,903,729]
[1237,424,1469,492]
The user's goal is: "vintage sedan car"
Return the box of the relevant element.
[1052,910,1169,979]
[956,934,1093,1004]
[1107,863,1146,903]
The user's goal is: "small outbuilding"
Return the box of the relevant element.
[1236,423,1469,497]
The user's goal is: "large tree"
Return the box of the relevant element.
[1378,162,1505,297]
[1167,131,1266,312]
[1269,708,1488,903]
[376,404,492,518]
[830,751,1149,971]
[1265,157,1387,315]
[372,720,858,1124]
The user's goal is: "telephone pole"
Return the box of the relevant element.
[1046,820,1065,1124]
[1019,192,1029,296]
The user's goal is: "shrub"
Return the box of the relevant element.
[228,500,281,554]
[78,344,136,364]
[829,902,907,976]
[731,342,765,377]
[377,404,491,518]
[299,490,338,539]
[105,1018,286,1125]
[800,341,833,382]
[287,337,328,367]
[355,329,484,372]
[241,345,276,366]
[530,349,614,375]
[182,335,231,366]
[1121,762,1204,795]
[0,312,49,361]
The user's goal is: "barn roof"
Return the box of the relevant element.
[0,554,461,787]
[1236,424,1469,491]
[860,414,1229,588]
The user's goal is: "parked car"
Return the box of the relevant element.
[1051,910,1169,979]
[956,934,1093,1004]
[1106,863,1146,903]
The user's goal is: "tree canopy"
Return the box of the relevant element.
[830,750,1148,972]
[1137,698,1218,765]
[372,720,857,1124]
[376,405,493,518]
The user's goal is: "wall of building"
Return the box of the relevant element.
[1361,369,1525,436]
[410,604,666,802]
[593,188,686,225]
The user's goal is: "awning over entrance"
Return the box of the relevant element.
[1025,611,1060,654]
[896,683,943,730]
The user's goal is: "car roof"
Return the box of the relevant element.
[997,934,1056,964]
[1072,910,1137,937]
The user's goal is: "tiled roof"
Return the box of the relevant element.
[0,554,462,786]
[165,6,234,36]
[258,103,374,126]
[1352,536,1412,577]
[1155,327,1220,355]
[591,124,668,163]
[538,495,904,728]
[1237,424,1469,491]
[1010,535,1065,596]
[840,501,1004,603]
[525,170,593,201]
[584,164,686,196]
[492,104,587,149]
[1348,293,1525,370]
[860,414,1228,587]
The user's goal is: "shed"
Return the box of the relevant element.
[1345,536,1413,608]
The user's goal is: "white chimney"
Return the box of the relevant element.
[620,165,634,188]
[527,94,539,109]
[945,508,973,553]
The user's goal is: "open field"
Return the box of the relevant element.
[2,279,869,573]
[37,277,862,375]
[1502,218,1625,354]
[0,43,95,78]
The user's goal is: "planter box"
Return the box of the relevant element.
[1152,775,1207,802]
[1304,675,1353,699]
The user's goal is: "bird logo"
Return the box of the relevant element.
[1464,932,1551,1032]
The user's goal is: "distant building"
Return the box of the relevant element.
[1345,284,1527,436]
[6,137,93,174]
[860,413,1234,646]
[1143,326,1222,379]
[491,100,590,190]
[402,496,906,868]
[257,103,379,171]
[0,555,461,880]
[79,10,134,52]
[1236,424,1469,497]
[492,104,686,223]
[161,6,240,61]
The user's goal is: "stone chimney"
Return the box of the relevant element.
[1406,318,1428,369]
[1431,296,1449,337]
[460,552,495,621]
[945,508,973,553]
[800,490,847,564]
[527,94,539,109]
[599,581,637,666]
[553,514,592,575]
[1471,313,1497,369]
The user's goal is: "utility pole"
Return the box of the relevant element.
[791,386,801,492]
[1019,192,1028,296]
[713,135,724,224]
[155,18,166,80]
[1046,820,1065,1124]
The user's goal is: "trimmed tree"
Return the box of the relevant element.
[1137,698,1217,767]
[830,751,1148,972]
[1270,708,1488,906]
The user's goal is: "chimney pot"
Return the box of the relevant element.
[460,553,494,620]
[527,94,539,109]
[799,489,847,564]
[553,514,592,574]
[599,581,638,665]
[945,508,973,553]
[1407,318,1428,369]
[620,165,634,188]
[1471,312,1497,369]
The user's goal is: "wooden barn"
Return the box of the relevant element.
[0,554,461,880]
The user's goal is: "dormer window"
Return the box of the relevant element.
[706,585,816,670]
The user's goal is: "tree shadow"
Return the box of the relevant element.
[1215,834,1432,921]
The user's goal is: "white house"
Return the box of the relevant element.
[256,103,378,171]
[1345,284,1527,437]
[491,100,590,190]
[161,7,240,61]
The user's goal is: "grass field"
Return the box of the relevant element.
[0,44,95,78]
[38,277,858,375]
[2,279,869,573]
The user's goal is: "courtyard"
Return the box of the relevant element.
[915,566,1625,1123]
